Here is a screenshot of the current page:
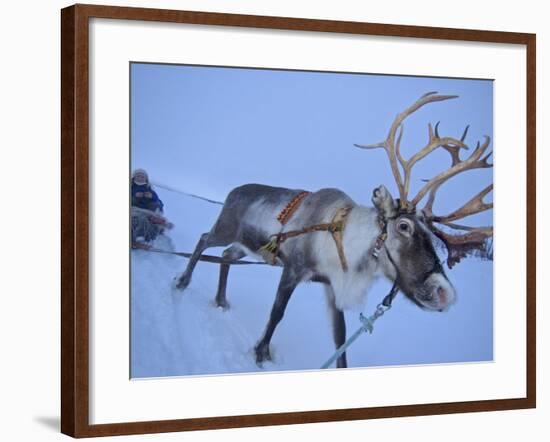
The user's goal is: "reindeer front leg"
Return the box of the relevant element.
[255,266,300,365]
[325,285,348,368]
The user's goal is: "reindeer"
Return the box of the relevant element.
[175,92,493,368]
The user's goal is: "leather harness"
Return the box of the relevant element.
[259,191,353,271]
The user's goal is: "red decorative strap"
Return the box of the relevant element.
[277,191,311,225]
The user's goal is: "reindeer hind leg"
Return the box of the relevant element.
[175,231,231,290]
[214,245,246,309]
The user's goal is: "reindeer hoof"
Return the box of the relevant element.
[175,274,191,290]
[254,344,272,366]
[215,299,230,310]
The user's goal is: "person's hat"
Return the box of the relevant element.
[132,168,149,185]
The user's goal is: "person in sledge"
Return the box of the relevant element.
[131,169,169,244]
[131,168,164,213]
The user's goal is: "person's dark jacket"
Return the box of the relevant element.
[131,182,164,212]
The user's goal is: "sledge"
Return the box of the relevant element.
[131,206,174,245]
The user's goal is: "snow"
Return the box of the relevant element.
[131,186,493,379]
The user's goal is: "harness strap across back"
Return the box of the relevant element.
[259,192,353,271]
[277,191,310,225]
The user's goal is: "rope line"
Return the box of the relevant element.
[134,244,269,266]
[320,299,393,369]
[151,181,224,205]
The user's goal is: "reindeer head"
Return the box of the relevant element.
[356,92,493,310]
[370,184,455,311]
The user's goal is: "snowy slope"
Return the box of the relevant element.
[131,187,493,378]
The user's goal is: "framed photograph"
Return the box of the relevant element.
[61,4,536,438]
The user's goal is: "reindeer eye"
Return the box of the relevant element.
[396,219,414,235]
[398,222,409,231]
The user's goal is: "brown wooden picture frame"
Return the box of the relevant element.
[61,3,536,438]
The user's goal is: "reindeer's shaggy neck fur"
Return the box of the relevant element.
[309,205,391,310]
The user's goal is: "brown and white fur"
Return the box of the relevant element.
[175,183,455,368]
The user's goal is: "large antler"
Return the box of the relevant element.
[356,92,493,268]
[355,91,468,212]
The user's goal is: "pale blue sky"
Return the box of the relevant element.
[131,63,492,219]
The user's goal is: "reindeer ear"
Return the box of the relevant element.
[372,185,397,218]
